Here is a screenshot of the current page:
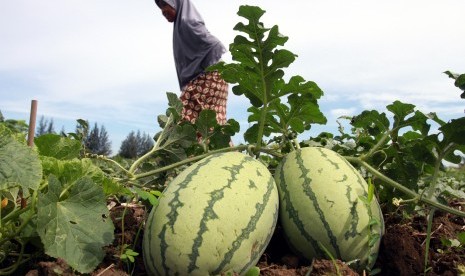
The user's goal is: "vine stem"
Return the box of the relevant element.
[86,153,131,177]
[426,142,455,199]
[129,114,174,174]
[0,190,38,248]
[424,208,436,274]
[344,156,465,218]
[360,129,391,160]
[422,143,455,271]
[255,98,268,151]
[0,240,27,275]
[132,144,250,180]
[254,22,268,151]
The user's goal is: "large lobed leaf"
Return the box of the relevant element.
[35,134,82,160]
[37,175,114,273]
[0,125,42,195]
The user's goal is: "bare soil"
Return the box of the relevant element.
[24,200,465,276]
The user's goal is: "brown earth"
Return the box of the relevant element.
[24,200,465,276]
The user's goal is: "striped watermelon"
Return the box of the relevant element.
[143,152,279,276]
[275,147,384,270]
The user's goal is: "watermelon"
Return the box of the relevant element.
[143,152,279,276]
[275,147,384,270]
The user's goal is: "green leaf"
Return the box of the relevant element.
[102,177,131,196]
[244,123,272,144]
[386,100,415,129]
[212,5,326,146]
[37,176,114,273]
[35,134,82,160]
[458,231,465,245]
[132,187,159,206]
[41,157,106,186]
[275,76,323,99]
[158,124,196,157]
[439,117,465,145]
[286,93,327,130]
[444,70,465,97]
[166,92,183,120]
[196,109,219,139]
[367,178,375,203]
[455,74,465,91]
[222,119,240,136]
[351,110,390,136]
[0,135,42,195]
[209,132,231,149]
[403,111,430,135]
[245,266,260,276]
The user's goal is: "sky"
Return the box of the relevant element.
[1,0,464,154]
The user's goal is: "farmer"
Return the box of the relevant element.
[155,0,229,125]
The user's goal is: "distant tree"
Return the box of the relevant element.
[137,131,154,156]
[119,131,138,159]
[118,130,154,159]
[36,116,56,136]
[0,110,28,134]
[85,123,112,156]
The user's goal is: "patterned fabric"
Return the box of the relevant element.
[180,71,228,125]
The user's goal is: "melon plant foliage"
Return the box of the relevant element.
[0,125,115,274]
[210,5,327,147]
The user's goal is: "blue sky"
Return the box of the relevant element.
[1,0,464,154]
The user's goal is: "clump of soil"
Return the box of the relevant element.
[22,200,465,276]
[376,201,465,276]
[376,223,426,275]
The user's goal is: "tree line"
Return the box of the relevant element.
[0,111,153,159]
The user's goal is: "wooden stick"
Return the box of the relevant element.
[27,100,38,147]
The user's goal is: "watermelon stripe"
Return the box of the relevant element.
[213,175,277,275]
[158,226,170,275]
[145,152,279,275]
[144,210,161,276]
[277,154,324,257]
[316,147,340,170]
[344,185,360,240]
[187,158,249,273]
[295,149,342,259]
[275,147,383,270]
[239,205,279,275]
[340,157,369,193]
[340,153,373,241]
[158,155,215,275]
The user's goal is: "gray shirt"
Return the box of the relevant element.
[155,0,226,89]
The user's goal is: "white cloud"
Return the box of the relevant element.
[1,0,465,153]
[330,108,358,119]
